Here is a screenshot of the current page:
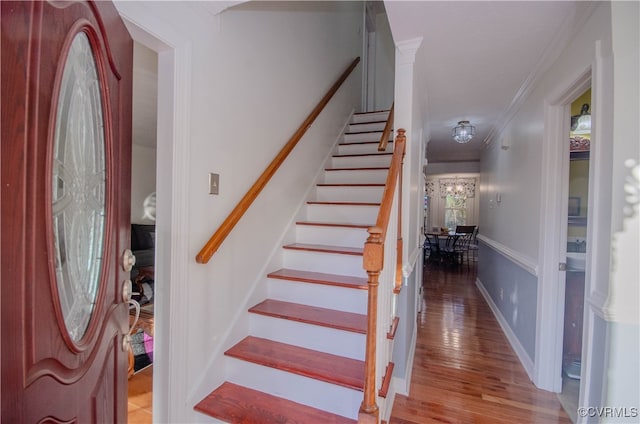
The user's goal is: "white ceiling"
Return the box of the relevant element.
[384,1,582,163]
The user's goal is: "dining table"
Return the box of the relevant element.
[425,231,464,265]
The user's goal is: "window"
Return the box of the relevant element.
[444,195,466,230]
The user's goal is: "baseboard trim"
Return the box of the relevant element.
[391,322,417,397]
[475,277,535,381]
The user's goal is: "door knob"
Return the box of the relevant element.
[122,249,136,272]
[122,279,133,303]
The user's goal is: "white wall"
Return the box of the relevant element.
[480,3,615,388]
[130,144,156,224]
[604,0,639,413]
[374,11,395,111]
[116,2,363,422]
[425,161,480,175]
[479,0,639,412]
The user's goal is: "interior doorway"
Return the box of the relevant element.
[115,3,194,419]
[558,88,592,423]
[127,41,159,423]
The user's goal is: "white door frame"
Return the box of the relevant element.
[536,67,591,393]
[536,40,613,417]
[115,3,193,422]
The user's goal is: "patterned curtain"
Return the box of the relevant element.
[437,178,476,198]
[425,180,437,197]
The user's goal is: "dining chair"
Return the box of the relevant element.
[440,234,460,266]
[455,232,474,266]
[454,225,476,266]
[455,225,476,234]
[468,226,479,262]
[424,234,439,263]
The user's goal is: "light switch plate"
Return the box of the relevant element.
[209,173,219,195]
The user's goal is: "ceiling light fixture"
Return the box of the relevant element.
[452,120,475,144]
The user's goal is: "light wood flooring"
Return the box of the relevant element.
[128,366,152,424]
[389,261,572,424]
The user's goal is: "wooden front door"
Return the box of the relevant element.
[1,1,133,422]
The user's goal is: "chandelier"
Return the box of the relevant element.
[452,120,475,143]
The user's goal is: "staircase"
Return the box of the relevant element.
[195,110,393,423]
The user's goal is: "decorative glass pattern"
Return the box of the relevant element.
[52,32,106,343]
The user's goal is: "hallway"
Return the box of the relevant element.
[389,262,572,423]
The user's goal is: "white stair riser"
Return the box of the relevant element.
[296,225,369,248]
[331,154,392,169]
[306,203,379,224]
[337,142,393,156]
[266,278,367,314]
[351,111,389,124]
[346,121,387,132]
[226,358,362,420]
[249,314,365,360]
[315,185,384,203]
[322,168,388,184]
[343,131,391,143]
[283,249,365,278]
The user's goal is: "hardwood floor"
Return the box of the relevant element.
[128,366,152,424]
[389,262,572,424]
[126,262,573,424]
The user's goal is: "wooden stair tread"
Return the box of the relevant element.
[317,183,384,187]
[339,141,393,147]
[225,336,365,391]
[267,268,368,290]
[344,130,388,135]
[307,201,380,206]
[296,221,372,229]
[283,243,363,256]
[332,152,393,158]
[249,299,367,334]
[325,166,389,171]
[195,382,357,424]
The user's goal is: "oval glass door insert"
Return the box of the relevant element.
[52,32,106,343]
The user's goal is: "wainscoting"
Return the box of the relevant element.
[476,237,538,371]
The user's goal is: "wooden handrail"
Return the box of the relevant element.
[377,102,394,152]
[394,128,405,293]
[196,57,360,264]
[359,128,406,423]
[372,128,405,242]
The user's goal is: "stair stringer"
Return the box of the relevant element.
[186,111,355,410]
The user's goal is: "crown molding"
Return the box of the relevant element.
[395,37,423,66]
[483,2,600,147]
